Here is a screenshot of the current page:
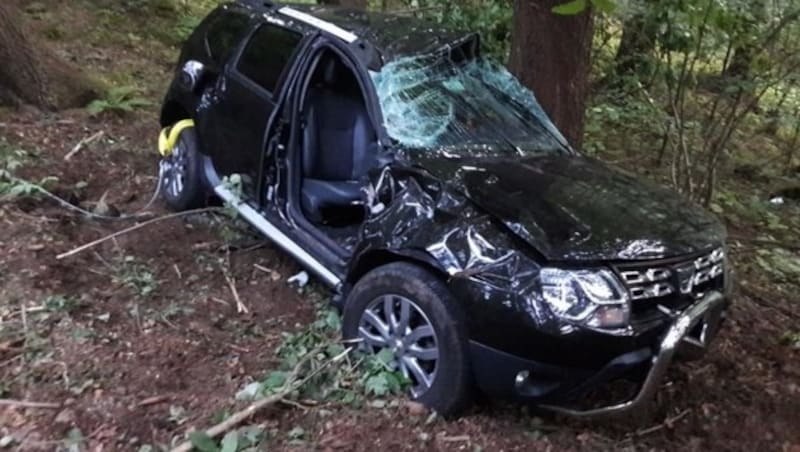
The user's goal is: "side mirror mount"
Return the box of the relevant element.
[179,60,208,93]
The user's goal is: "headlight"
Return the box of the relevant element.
[539,268,630,329]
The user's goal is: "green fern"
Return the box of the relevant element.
[87,86,152,116]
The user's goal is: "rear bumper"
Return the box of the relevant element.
[470,291,727,416]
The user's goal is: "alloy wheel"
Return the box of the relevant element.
[358,294,440,398]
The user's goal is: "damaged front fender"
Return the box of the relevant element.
[350,165,571,337]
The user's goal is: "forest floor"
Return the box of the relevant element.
[1,1,799,451]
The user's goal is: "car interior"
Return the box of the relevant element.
[298,50,378,246]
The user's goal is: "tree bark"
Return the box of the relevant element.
[509,0,594,148]
[318,0,368,9]
[0,2,98,110]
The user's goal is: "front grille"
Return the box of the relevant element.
[614,248,726,327]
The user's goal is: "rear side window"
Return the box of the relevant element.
[237,24,303,94]
[206,11,250,63]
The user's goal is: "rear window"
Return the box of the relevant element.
[237,24,303,94]
[205,11,250,63]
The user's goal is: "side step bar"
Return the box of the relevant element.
[214,185,343,290]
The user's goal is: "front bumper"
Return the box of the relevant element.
[470,291,727,416]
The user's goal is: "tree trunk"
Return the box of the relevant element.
[0,2,98,110]
[508,0,594,148]
[318,0,368,9]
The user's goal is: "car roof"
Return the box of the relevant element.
[235,1,476,65]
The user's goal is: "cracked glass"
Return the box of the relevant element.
[371,54,570,153]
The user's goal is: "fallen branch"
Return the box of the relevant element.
[633,408,691,437]
[170,346,352,452]
[224,273,248,315]
[0,399,61,409]
[138,395,170,407]
[56,207,222,260]
[223,248,248,314]
[65,130,104,161]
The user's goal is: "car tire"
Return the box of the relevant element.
[342,262,473,417]
[160,124,207,211]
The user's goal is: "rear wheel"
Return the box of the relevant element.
[160,124,206,211]
[342,262,473,416]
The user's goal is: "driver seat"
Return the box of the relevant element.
[301,56,377,223]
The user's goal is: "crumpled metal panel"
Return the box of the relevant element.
[354,166,567,335]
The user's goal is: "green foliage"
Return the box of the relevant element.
[189,432,219,452]
[385,0,512,59]
[184,425,267,452]
[0,148,56,201]
[238,301,409,410]
[198,301,407,452]
[584,95,667,156]
[175,14,203,42]
[779,331,800,349]
[113,256,159,297]
[753,248,800,283]
[87,86,152,116]
[552,0,615,15]
[44,295,80,313]
[362,349,408,396]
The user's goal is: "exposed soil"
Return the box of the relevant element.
[1,1,799,451]
[1,96,798,452]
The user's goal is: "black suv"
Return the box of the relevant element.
[158,1,732,416]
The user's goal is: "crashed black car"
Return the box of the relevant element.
[157,1,733,416]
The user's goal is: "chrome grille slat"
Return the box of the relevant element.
[617,248,725,302]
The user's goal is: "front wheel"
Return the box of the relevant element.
[342,262,473,416]
[159,124,206,211]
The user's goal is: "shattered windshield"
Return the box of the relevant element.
[371,54,570,154]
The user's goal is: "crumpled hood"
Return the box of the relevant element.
[412,153,726,262]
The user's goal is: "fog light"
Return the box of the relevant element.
[587,305,629,329]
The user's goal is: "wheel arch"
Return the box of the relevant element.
[160,100,192,127]
[346,249,449,287]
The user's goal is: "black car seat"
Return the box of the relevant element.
[301,55,377,222]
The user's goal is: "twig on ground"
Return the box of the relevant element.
[225,273,248,314]
[20,305,28,335]
[279,398,311,412]
[65,130,104,161]
[439,435,471,443]
[0,354,23,369]
[138,395,170,407]
[210,297,230,307]
[633,408,691,437]
[236,241,270,253]
[224,248,248,314]
[56,207,222,260]
[253,263,280,281]
[225,342,251,353]
[253,263,273,274]
[169,346,352,452]
[0,399,61,409]
[5,305,45,319]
